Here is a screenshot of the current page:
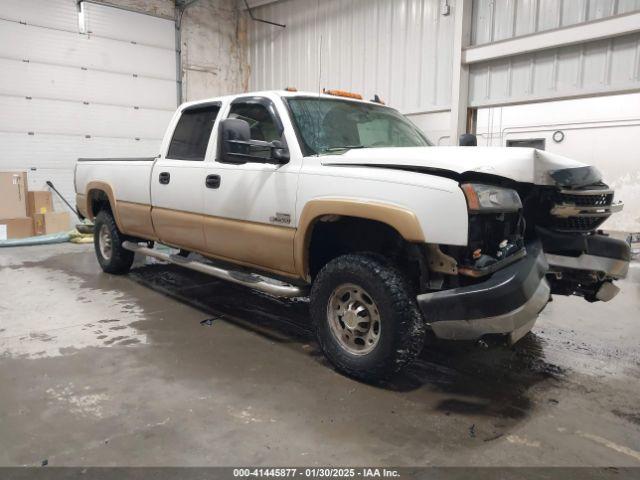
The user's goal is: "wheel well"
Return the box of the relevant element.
[88,190,112,219]
[307,216,427,289]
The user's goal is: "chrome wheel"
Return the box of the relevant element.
[327,283,381,355]
[98,223,113,261]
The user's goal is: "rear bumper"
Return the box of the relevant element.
[417,241,550,343]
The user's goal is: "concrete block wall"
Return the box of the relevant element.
[103,0,249,103]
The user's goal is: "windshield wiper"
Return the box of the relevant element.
[323,145,366,153]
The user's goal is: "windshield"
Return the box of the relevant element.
[286,97,432,155]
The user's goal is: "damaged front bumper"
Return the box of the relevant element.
[538,227,630,301]
[538,227,630,279]
[417,241,550,344]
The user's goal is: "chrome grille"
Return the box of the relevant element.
[549,186,621,233]
[553,190,614,207]
[551,216,608,232]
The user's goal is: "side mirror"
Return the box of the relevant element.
[219,118,290,165]
[270,140,290,163]
[459,133,477,146]
[220,118,251,164]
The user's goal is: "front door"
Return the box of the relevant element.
[201,96,300,276]
[151,103,221,252]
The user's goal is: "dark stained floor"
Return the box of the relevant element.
[0,243,639,466]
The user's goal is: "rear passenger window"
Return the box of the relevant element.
[167,105,220,160]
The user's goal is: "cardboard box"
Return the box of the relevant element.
[33,211,70,236]
[0,217,34,240]
[27,191,53,217]
[0,172,28,219]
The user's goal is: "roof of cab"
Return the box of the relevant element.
[179,89,389,110]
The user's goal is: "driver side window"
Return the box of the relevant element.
[228,103,279,158]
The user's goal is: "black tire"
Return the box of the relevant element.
[93,210,134,275]
[310,253,425,382]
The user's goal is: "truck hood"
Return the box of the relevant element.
[321,146,599,186]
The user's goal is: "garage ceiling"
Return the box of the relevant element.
[0,0,176,212]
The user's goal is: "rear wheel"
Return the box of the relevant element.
[310,253,425,382]
[93,210,134,275]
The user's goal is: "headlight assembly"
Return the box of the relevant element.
[461,183,522,213]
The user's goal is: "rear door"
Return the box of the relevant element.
[151,102,221,252]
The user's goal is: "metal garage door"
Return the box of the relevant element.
[0,0,177,215]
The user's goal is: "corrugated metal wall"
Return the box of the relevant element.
[468,1,640,107]
[248,0,454,114]
[472,0,640,45]
[468,31,640,107]
[0,0,176,213]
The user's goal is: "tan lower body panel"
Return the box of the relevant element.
[76,193,88,218]
[151,207,297,278]
[151,208,206,252]
[201,214,296,275]
[117,202,158,241]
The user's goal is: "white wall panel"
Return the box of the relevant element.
[0,0,78,31]
[0,97,173,140]
[1,133,161,213]
[83,2,175,48]
[0,21,175,80]
[1,133,161,171]
[0,0,176,212]
[469,32,640,107]
[0,59,176,110]
[472,0,640,45]
[248,0,454,113]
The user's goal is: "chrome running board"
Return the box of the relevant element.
[122,241,306,298]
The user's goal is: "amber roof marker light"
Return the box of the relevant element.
[323,89,363,100]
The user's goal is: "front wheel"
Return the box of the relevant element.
[93,210,134,275]
[310,253,425,382]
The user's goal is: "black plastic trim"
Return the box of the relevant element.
[216,96,288,165]
[536,226,631,261]
[417,241,548,323]
[181,101,223,112]
[321,162,521,187]
[228,96,285,136]
[549,166,602,188]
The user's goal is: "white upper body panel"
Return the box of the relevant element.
[297,159,469,246]
[320,146,587,185]
[75,159,153,205]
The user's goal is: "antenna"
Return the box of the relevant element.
[316,34,323,151]
[315,0,322,156]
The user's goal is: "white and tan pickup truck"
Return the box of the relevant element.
[75,89,630,381]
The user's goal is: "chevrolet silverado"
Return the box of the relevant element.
[75,90,630,381]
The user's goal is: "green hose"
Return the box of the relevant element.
[0,232,71,247]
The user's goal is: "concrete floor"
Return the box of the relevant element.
[0,243,639,467]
